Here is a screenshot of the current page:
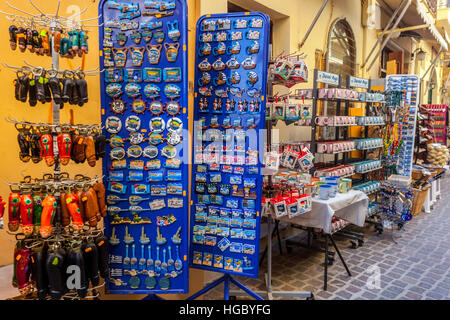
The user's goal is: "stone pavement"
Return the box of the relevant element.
[204,176,450,300]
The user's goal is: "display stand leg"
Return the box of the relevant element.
[259,220,282,267]
[436,178,441,199]
[423,188,431,213]
[186,274,264,300]
[324,234,328,291]
[142,294,165,300]
[329,235,351,277]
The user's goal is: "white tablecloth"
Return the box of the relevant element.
[270,190,369,234]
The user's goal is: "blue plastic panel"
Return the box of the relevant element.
[99,0,189,294]
[190,12,270,279]
[385,75,420,177]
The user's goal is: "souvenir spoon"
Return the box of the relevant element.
[175,245,182,272]
[123,244,130,266]
[129,195,151,205]
[155,246,161,275]
[168,246,177,278]
[139,244,146,273]
[161,249,168,276]
[147,245,155,277]
[131,244,138,267]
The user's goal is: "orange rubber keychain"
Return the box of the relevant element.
[8,191,21,232]
[65,193,84,230]
[40,194,57,238]
[19,192,34,236]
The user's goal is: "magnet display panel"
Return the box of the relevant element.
[385,75,420,177]
[190,12,270,278]
[99,0,189,294]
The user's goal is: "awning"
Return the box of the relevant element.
[416,0,448,51]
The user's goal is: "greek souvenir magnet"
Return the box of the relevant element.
[149,100,164,116]
[109,171,124,181]
[125,83,141,98]
[234,19,247,29]
[201,20,216,31]
[167,21,181,41]
[106,83,123,98]
[115,32,127,46]
[246,41,260,55]
[230,87,244,97]
[110,147,126,160]
[164,84,181,98]
[111,159,127,170]
[143,145,158,158]
[146,44,162,64]
[125,115,141,132]
[110,99,126,114]
[164,43,180,62]
[149,117,165,133]
[153,29,165,44]
[242,57,256,70]
[162,146,177,158]
[141,28,153,42]
[145,159,161,170]
[198,58,211,72]
[166,100,181,116]
[246,30,260,40]
[128,171,144,182]
[149,132,164,145]
[106,116,122,134]
[129,132,144,145]
[144,84,160,99]
[214,72,227,86]
[144,68,162,82]
[127,145,143,158]
[227,41,241,55]
[167,132,182,146]
[213,42,226,56]
[124,69,143,83]
[165,158,181,169]
[212,58,226,71]
[129,160,145,170]
[167,117,183,134]
[198,72,211,86]
[110,135,124,148]
[130,30,142,44]
[199,43,211,57]
[247,72,259,87]
[132,98,146,114]
[163,68,182,82]
[112,47,128,67]
[226,56,240,69]
[250,18,264,28]
[130,47,145,67]
[168,198,183,208]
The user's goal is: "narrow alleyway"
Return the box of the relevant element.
[205,175,450,300]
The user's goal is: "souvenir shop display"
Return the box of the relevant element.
[190,12,270,279]
[426,143,449,167]
[384,75,420,177]
[99,0,189,294]
[0,1,105,300]
[420,104,447,144]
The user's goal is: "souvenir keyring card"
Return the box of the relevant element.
[100,0,189,295]
[190,12,269,280]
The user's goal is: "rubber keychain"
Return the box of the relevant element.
[19,192,34,236]
[40,131,55,167]
[40,194,57,238]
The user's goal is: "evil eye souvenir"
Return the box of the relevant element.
[242,57,256,70]
[149,117,166,133]
[110,99,126,114]
[198,72,211,86]
[250,18,263,28]
[144,68,162,83]
[230,31,242,41]
[127,145,143,158]
[131,98,147,114]
[164,84,181,98]
[115,32,128,46]
[213,42,226,56]
[129,160,145,170]
[246,30,260,40]
[199,32,213,42]
[215,88,229,98]
[130,47,145,67]
[214,72,227,86]
[167,21,181,41]
[143,146,158,158]
[110,147,126,160]
[125,83,141,98]
[226,57,240,70]
[149,100,164,116]
[198,43,211,57]
[166,100,181,116]
[246,41,260,55]
[106,83,123,98]
[164,43,180,63]
[129,132,144,145]
[130,30,142,44]
[141,28,153,42]
[212,58,226,71]
[146,44,162,64]
[198,58,212,72]
[227,41,241,55]
[144,84,160,98]
[162,146,177,158]
[167,132,182,146]
[106,116,122,134]
[247,88,262,98]
[163,68,181,82]
[149,132,164,145]
[153,29,165,44]
[125,115,141,132]
[110,135,124,148]
[247,72,259,87]
[167,118,183,134]
[112,48,128,67]
[124,69,143,83]
[230,87,244,98]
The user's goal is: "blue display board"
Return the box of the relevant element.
[99,0,189,294]
[190,12,270,278]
